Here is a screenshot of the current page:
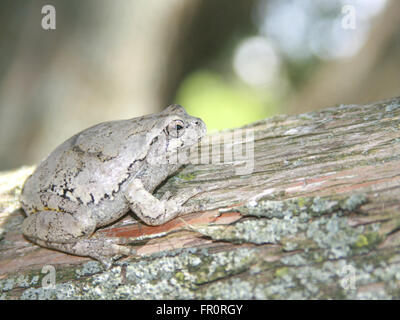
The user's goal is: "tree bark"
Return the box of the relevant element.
[1,96,400,299]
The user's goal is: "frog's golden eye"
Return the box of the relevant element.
[166,119,185,138]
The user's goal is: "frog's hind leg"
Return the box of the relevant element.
[31,238,133,269]
[22,210,133,268]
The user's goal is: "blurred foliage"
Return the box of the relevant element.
[176,70,277,131]
[0,0,398,170]
[173,0,392,130]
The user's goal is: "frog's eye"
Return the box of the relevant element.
[166,119,185,138]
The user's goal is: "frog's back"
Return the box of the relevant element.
[21,117,157,212]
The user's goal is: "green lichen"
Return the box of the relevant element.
[275,267,289,278]
[176,172,196,181]
[354,235,368,248]
[174,271,185,282]
[352,231,381,251]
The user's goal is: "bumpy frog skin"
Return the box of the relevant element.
[20,104,206,267]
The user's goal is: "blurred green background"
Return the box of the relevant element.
[0,0,399,170]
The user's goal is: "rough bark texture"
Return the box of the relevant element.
[1,96,400,299]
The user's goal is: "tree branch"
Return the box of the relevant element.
[1,96,400,299]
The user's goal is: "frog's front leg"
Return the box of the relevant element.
[22,210,133,268]
[125,179,202,226]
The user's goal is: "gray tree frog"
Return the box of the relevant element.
[20,104,206,267]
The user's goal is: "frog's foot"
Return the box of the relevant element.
[125,179,206,226]
[22,210,135,269]
[32,238,135,269]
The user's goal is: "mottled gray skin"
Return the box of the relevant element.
[20,104,206,267]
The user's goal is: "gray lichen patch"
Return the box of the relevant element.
[193,194,368,251]
[193,217,304,245]
[122,247,257,292]
[246,250,400,299]
[252,259,355,299]
[385,101,400,113]
[240,194,367,218]
[201,278,256,299]
[195,248,400,299]
[3,247,259,300]
[0,270,40,294]
[75,260,104,278]
[305,214,371,260]
[340,194,367,212]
